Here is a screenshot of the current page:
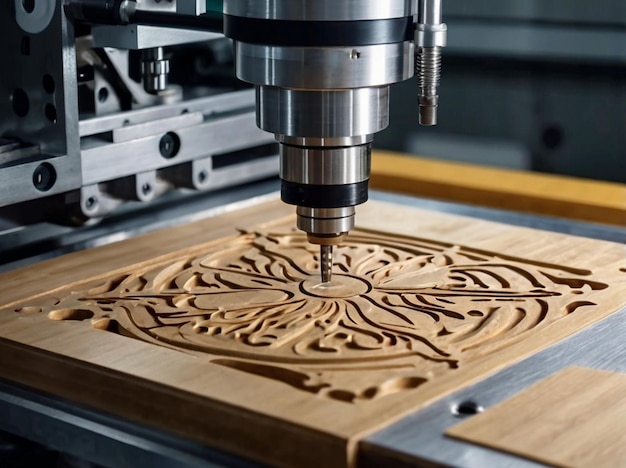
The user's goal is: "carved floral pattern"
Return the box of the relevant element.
[15,229,607,402]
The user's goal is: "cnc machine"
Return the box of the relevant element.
[1,0,445,282]
[1,1,625,467]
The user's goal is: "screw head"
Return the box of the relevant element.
[84,196,99,212]
[32,163,56,192]
[159,132,181,159]
[451,400,484,417]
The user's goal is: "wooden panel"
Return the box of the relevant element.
[446,367,626,467]
[371,151,626,227]
[0,199,625,467]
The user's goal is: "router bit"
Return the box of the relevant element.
[320,245,333,283]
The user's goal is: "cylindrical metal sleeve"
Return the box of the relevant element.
[237,43,413,90]
[224,0,415,21]
[281,181,369,208]
[64,0,127,24]
[418,0,443,25]
[296,207,356,235]
[224,16,414,47]
[131,10,224,32]
[257,87,390,138]
[280,145,370,185]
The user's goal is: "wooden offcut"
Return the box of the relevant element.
[0,199,624,467]
[446,367,626,467]
[371,151,626,227]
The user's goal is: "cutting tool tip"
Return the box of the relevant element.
[320,244,333,283]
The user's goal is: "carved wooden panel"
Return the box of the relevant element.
[1,200,624,468]
[13,228,610,402]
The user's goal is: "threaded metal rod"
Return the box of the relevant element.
[416,46,442,126]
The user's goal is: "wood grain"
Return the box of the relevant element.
[0,199,625,467]
[371,151,626,227]
[10,228,615,402]
[446,367,626,467]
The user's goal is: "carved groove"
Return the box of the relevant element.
[14,229,608,402]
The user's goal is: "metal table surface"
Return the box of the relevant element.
[359,305,626,468]
[1,183,624,467]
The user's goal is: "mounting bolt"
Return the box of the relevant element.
[159,132,181,159]
[85,195,98,211]
[32,162,56,192]
[198,170,208,183]
[451,400,484,418]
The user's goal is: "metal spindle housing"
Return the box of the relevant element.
[223,0,417,244]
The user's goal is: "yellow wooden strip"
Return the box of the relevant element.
[371,151,626,226]
[447,367,626,467]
